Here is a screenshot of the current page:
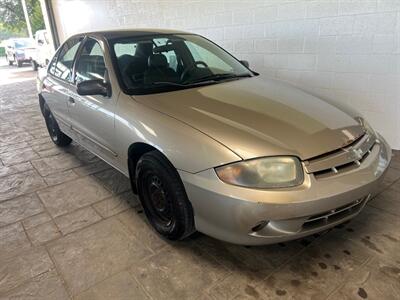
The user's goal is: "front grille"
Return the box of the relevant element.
[302,197,367,230]
[304,133,376,179]
[307,133,365,162]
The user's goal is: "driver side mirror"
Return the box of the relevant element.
[240,60,250,68]
[77,80,111,97]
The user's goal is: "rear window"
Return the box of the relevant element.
[14,39,35,48]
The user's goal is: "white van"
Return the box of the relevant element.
[31,30,54,70]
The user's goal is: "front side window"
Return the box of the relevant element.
[75,38,106,83]
[110,34,253,94]
[53,37,83,81]
[36,31,49,45]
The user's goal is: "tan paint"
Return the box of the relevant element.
[135,75,364,160]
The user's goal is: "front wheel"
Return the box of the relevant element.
[136,151,195,240]
[16,58,23,68]
[44,105,72,147]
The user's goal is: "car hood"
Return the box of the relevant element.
[133,76,364,160]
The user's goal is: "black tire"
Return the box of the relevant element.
[31,60,38,71]
[43,104,72,147]
[136,151,195,240]
[16,58,22,68]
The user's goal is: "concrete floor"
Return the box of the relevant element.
[0,61,399,300]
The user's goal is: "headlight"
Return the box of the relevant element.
[215,156,304,189]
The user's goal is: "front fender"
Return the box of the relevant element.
[115,93,241,174]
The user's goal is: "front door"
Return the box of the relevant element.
[67,37,118,166]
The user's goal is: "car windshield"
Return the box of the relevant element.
[14,38,35,49]
[110,34,254,94]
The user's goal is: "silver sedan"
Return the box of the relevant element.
[37,29,391,245]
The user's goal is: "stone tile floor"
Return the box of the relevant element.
[0,74,399,299]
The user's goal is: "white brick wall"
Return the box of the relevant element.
[53,0,400,149]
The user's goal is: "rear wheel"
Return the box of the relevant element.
[31,60,38,71]
[16,57,22,68]
[43,104,72,147]
[136,151,195,240]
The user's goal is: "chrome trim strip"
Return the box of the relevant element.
[305,133,375,174]
[304,198,365,223]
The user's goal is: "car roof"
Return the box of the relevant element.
[71,28,192,40]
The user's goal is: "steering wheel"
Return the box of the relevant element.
[180,61,208,81]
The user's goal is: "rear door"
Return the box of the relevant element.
[67,36,119,165]
[42,36,83,134]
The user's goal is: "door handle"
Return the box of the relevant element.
[68,97,75,105]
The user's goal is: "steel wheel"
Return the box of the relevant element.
[136,150,195,240]
[46,112,59,142]
[146,174,174,227]
[43,104,72,147]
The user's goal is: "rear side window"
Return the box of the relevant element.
[114,43,136,57]
[75,38,106,83]
[53,37,83,81]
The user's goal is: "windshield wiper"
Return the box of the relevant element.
[141,73,252,90]
[186,73,252,84]
[149,81,188,87]
[147,80,216,88]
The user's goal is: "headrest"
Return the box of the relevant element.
[118,54,134,67]
[136,42,153,57]
[148,54,168,68]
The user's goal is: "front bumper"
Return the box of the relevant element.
[180,137,391,245]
